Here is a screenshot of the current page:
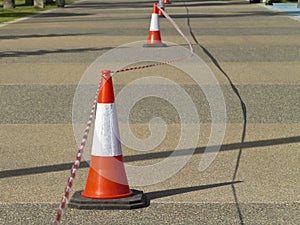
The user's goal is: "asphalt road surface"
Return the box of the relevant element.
[0,0,299,224]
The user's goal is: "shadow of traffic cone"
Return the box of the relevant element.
[69,70,149,209]
[158,0,165,17]
[143,2,166,47]
[164,0,171,4]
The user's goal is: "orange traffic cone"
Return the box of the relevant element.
[143,3,166,47]
[158,0,165,17]
[164,0,171,4]
[69,70,149,209]
[81,70,132,199]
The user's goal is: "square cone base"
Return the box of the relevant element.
[143,42,167,47]
[69,189,150,210]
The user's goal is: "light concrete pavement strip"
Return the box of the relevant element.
[0,203,299,224]
[0,0,299,224]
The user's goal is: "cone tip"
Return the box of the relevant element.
[102,70,111,76]
[99,70,114,103]
[152,2,158,14]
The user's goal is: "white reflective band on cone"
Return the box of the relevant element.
[91,103,122,156]
[150,14,159,31]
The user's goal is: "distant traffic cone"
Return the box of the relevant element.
[69,70,149,209]
[143,3,166,47]
[164,0,171,4]
[158,0,165,17]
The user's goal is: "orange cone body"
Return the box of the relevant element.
[144,3,165,46]
[164,0,170,4]
[81,70,132,199]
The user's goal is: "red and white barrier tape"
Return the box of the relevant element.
[157,5,193,54]
[54,77,101,225]
[54,6,194,225]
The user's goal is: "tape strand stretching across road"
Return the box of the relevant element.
[54,6,194,225]
[114,6,194,74]
[54,78,101,225]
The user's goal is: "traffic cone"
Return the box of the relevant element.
[81,70,131,199]
[69,70,149,209]
[158,0,165,17]
[164,0,171,4]
[143,3,166,47]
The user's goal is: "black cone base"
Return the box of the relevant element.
[143,43,167,47]
[69,189,149,210]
